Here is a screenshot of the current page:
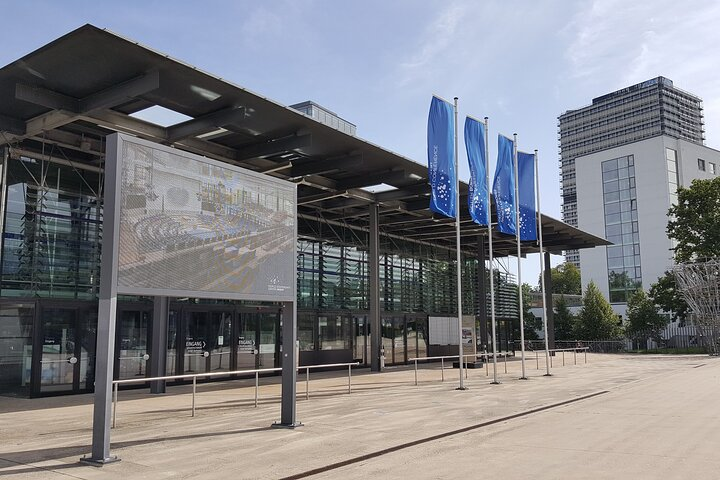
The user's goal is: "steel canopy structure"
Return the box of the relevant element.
[0,24,608,257]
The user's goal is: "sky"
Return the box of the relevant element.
[2,0,720,287]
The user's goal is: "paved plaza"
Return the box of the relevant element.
[1,353,719,479]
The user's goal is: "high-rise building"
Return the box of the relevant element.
[559,77,720,313]
[559,77,705,267]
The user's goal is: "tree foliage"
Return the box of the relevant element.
[625,290,666,343]
[649,271,689,324]
[521,283,541,340]
[576,281,621,340]
[667,176,720,262]
[539,262,581,295]
[553,295,576,340]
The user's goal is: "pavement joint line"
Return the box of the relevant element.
[278,390,610,480]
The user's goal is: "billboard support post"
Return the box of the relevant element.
[83,133,298,463]
[82,135,122,465]
[274,301,301,428]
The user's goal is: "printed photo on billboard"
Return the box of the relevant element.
[109,134,296,301]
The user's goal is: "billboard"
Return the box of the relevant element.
[106,133,296,301]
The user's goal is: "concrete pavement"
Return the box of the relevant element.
[1,353,717,479]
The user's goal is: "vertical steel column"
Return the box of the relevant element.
[369,203,381,372]
[82,135,121,465]
[477,235,488,349]
[544,251,556,350]
[275,301,300,427]
[150,296,168,394]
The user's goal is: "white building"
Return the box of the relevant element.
[575,135,720,315]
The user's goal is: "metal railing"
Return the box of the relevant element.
[410,348,590,386]
[111,362,358,428]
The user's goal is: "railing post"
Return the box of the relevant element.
[485,353,489,377]
[536,351,539,370]
[414,359,418,386]
[112,382,118,429]
[504,353,507,374]
[305,367,310,400]
[562,350,565,366]
[574,349,577,365]
[192,376,197,417]
[255,372,259,408]
[550,352,553,368]
[585,348,587,364]
[348,365,352,394]
[441,358,445,382]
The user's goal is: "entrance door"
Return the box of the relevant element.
[258,312,279,369]
[353,315,367,365]
[208,311,232,372]
[116,309,151,380]
[236,312,258,370]
[183,311,209,373]
[37,307,95,394]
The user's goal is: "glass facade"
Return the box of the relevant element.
[0,152,523,395]
[1,156,102,299]
[602,155,641,303]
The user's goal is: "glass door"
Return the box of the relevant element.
[0,304,35,396]
[116,310,150,379]
[353,315,367,364]
[183,311,209,373]
[38,307,82,394]
[208,311,232,372]
[236,312,258,370]
[258,312,279,369]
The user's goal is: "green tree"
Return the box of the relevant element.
[625,290,667,347]
[521,283,541,341]
[649,271,689,324]
[553,295,576,340]
[667,176,720,262]
[539,262,581,295]
[576,281,621,340]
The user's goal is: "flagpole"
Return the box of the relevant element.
[453,98,466,390]
[535,149,552,376]
[485,118,499,384]
[513,133,528,380]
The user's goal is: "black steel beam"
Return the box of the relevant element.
[235,133,312,161]
[166,106,246,143]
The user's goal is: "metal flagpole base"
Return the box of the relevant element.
[80,456,120,467]
[543,374,553,377]
[271,421,303,429]
[490,381,501,385]
[519,377,529,380]
[455,387,468,391]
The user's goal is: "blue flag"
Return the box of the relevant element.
[464,117,488,226]
[492,134,516,235]
[427,96,456,218]
[517,151,537,241]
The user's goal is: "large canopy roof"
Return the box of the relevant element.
[0,24,609,256]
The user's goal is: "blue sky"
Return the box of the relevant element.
[2,0,720,286]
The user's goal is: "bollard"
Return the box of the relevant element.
[306,367,310,400]
[574,349,577,365]
[550,352,553,368]
[255,372,259,407]
[562,350,565,366]
[504,353,507,374]
[441,358,445,382]
[348,364,352,394]
[414,359,418,386]
[585,348,587,364]
[536,351,539,370]
[192,376,197,417]
[112,382,118,428]
[485,353,489,376]
[465,356,468,379]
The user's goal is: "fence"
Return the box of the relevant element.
[111,362,358,428]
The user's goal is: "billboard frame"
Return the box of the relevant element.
[85,133,298,464]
